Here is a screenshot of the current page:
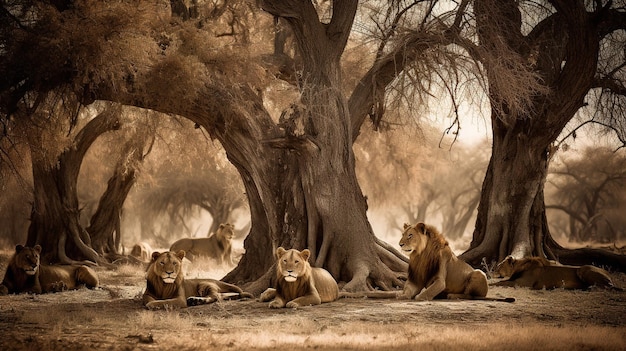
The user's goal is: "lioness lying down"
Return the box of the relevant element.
[493,256,621,290]
[142,250,253,309]
[0,245,99,295]
[259,247,339,308]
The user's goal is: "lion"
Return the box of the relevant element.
[0,245,99,295]
[169,223,235,264]
[493,255,621,290]
[142,250,253,309]
[130,242,153,262]
[399,223,513,302]
[259,247,339,308]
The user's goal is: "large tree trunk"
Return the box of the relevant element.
[224,0,407,293]
[461,120,551,264]
[461,0,626,271]
[25,107,121,264]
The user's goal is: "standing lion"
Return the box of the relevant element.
[169,223,235,264]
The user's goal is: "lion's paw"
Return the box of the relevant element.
[187,296,216,306]
[50,281,68,292]
[145,301,160,310]
[240,292,254,299]
[268,300,284,309]
[414,294,429,302]
[285,301,301,309]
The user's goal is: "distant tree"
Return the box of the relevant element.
[547,147,626,243]
[136,118,247,240]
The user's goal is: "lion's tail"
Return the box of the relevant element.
[447,294,515,302]
[339,291,401,299]
[468,296,515,303]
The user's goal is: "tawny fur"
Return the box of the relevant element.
[0,245,99,295]
[142,250,252,310]
[169,223,235,264]
[130,242,153,262]
[494,255,620,290]
[259,247,339,308]
[399,223,489,301]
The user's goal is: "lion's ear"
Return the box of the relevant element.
[34,245,42,254]
[403,223,411,230]
[176,250,186,260]
[415,223,426,233]
[219,223,225,229]
[276,247,286,259]
[151,252,161,262]
[15,244,24,253]
[300,249,311,262]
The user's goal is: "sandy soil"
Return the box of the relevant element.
[0,254,625,351]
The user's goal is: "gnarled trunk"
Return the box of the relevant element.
[88,136,146,255]
[462,0,626,272]
[25,107,121,264]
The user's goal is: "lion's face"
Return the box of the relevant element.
[275,247,311,283]
[216,223,235,240]
[13,245,41,276]
[494,256,516,278]
[399,223,428,254]
[150,251,185,284]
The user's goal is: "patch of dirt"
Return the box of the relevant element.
[0,255,625,350]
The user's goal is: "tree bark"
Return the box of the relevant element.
[217,1,409,292]
[88,135,146,255]
[25,106,121,264]
[461,1,625,271]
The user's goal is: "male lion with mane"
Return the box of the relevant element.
[399,223,514,302]
[142,250,253,309]
[0,245,99,295]
[169,223,235,264]
[259,247,339,308]
[493,255,622,290]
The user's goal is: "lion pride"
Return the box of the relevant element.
[142,250,252,309]
[0,245,99,295]
[259,247,339,308]
[399,223,513,302]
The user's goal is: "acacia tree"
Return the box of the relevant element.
[452,0,626,270]
[547,147,626,243]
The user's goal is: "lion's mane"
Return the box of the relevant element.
[0,245,99,295]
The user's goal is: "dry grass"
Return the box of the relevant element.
[1,251,625,350]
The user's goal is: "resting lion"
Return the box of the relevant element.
[142,250,253,309]
[259,247,339,308]
[169,223,235,264]
[493,255,621,290]
[130,242,153,262]
[0,245,99,295]
[399,223,513,302]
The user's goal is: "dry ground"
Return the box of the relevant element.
[0,253,625,351]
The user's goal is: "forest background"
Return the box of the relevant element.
[1,0,626,291]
